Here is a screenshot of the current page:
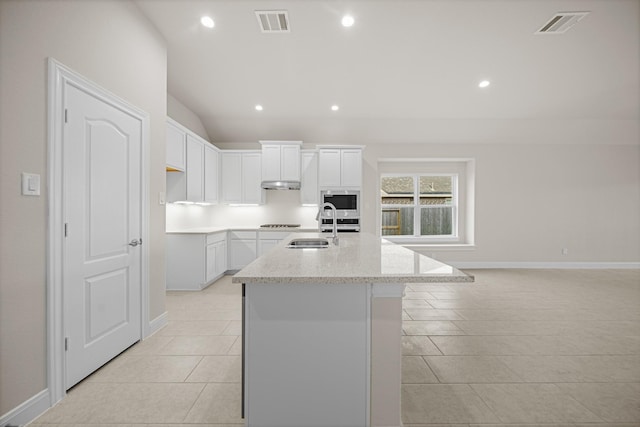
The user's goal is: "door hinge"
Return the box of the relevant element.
[64,109,68,123]
[64,223,68,237]
[64,337,69,351]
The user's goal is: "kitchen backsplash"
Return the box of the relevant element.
[166,190,319,230]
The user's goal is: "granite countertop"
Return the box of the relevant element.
[232,232,474,284]
[166,226,318,234]
[166,227,230,234]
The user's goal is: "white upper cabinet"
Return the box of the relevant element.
[340,149,362,187]
[318,149,341,188]
[317,146,363,188]
[166,119,219,204]
[281,144,301,181]
[166,121,186,171]
[300,150,318,205]
[222,151,264,204]
[186,135,204,202]
[242,152,263,204]
[260,141,302,182]
[204,145,219,204]
[261,145,281,182]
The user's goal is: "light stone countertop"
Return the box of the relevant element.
[232,232,474,284]
[166,226,318,234]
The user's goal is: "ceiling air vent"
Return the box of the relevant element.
[535,11,589,34]
[255,10,290,33]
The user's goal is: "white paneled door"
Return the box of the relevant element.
[63,83,142,389]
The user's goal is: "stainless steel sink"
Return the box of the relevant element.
[287,238,330,248]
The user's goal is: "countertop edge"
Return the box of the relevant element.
[167,226,318,234]
[232,275,475,284]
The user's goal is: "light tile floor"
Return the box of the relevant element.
[31,269,640,427]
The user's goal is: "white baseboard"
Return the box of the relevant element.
[0,389,50,427]
[145,310,168,339]
[451,261,640,269]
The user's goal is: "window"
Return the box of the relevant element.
[381,174,457,238]
[377,158,475,245]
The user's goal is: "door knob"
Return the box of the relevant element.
[128,239,142,247]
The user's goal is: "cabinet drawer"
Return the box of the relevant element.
[207,232,226,245]
[229,230,258,240]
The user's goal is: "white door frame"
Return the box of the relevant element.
[46,58,150,404]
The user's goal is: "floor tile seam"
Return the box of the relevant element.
[422,353,640,356]
[179,380,210,423]
[147,335,176,355]
[418,355,444,384]
[226,336,241,355]
[466,382,607,424]
[422,355,528,383]
[421,353,640,357]
[426,333,640,338]
[402,379,640,385]
[426,336,445,355]
[182,355,206,382]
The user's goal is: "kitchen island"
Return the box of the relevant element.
[233,232,473,427]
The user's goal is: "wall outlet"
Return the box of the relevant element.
[159,191,166,205]
[561,248,569,255]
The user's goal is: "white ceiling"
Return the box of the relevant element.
[135,0,639,145]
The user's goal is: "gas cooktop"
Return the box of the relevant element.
[259,224,301,229]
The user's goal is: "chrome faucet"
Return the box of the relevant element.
[316,202,339,245]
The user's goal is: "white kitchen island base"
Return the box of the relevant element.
[243,281,405,427]
[234,233,473,427]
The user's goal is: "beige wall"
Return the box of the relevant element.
[168,94,211,141]
[361,143,640,263]
[174,141,640,264]
[0,0,167,416]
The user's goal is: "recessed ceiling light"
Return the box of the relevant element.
[478,80,491,88]
[331,105,339,111]
[341,15,355,27]
[255,104,263,111]
[200,16,214,28]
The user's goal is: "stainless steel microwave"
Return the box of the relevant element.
[319,189,360,231]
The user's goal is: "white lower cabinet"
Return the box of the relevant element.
[166,232,227,290]
[228,231,258,271]
[228,230,293,271]
[221,151,264,205]
[206,233,227,283]
[258,231,291,256]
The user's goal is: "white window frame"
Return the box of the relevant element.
[377,158,475,247]
[381,173,458,242]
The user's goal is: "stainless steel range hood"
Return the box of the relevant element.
[261,180,301,190]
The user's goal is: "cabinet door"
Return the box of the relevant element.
[242,153,263,204]
[258,239,280,256]
[186,136,204,202]
[166,234,205,290]
[300,151,318,205]
[166,122,186,171]
[215,240,227,276]
[204,145,219,204]
[222,152,242,203]
[206,243,217,283]
[261,145,281,181]
[340,149,362,187]
[281,145,300,181]
[318,149,342,187]
[230,239,257,270]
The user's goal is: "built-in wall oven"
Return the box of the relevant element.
[319,189,360,232]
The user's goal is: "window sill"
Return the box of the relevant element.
[383,238,476,251]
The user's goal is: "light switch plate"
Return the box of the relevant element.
[22,172,40,196]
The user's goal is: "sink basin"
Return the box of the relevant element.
[287,238,329,249]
